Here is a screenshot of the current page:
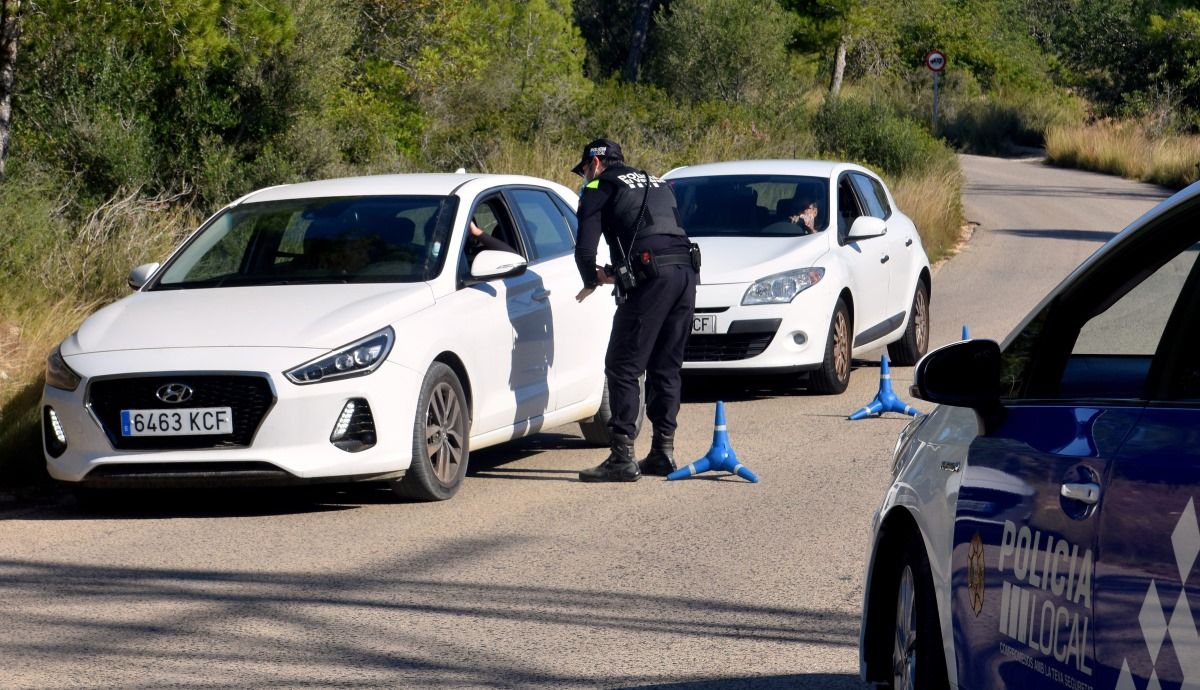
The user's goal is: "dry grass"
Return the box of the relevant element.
[888,160,965,262]
[1046,121,1200,189]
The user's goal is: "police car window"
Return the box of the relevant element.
[507,189,575,261]
[850,174,887,219]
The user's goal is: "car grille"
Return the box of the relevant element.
[685,318,781,362]
[88,375,275,450]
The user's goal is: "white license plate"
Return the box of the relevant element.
[120,408,234,437]
[691,314,718,335]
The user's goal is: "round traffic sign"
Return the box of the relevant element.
[925,50,946,72]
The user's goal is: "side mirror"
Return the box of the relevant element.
[847,216,887,241]
[913,339,1007,431]
[128,263,160,290]
[468,250,527,283]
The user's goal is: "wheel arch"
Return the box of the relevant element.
[838,287,854,326]
[862,506,943,686]
[431,351,472,424]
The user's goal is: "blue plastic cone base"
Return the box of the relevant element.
[962,324,970,340]
[846,354,921,420]
[667,401,759,483]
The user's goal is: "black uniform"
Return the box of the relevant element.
[575,163,698,439]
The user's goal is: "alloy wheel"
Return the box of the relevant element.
[893,564,918,690]
[833,310,850,382]
[914,288,929,354]
[425,382,464,483]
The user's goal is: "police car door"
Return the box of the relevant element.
[1087,233,1200,690]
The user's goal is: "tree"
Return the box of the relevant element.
[652,0,795,103]
[0,0,19,177]
[622,0,654,82]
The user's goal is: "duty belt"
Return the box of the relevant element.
[652,253,693,267]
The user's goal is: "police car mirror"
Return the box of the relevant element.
[912,339,1004,412]
[128,262,160,290]
[467,250,527,283]
[847,216,887,241]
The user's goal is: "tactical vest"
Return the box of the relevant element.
[596,164,686,254]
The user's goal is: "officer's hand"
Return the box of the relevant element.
[595,267,615,285]
[575,287,595,302]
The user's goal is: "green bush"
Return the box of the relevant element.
[812,96,950,176]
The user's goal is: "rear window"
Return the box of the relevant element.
[669,175,830,237]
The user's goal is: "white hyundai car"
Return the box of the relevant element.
[41,173,619,502]
[664,160,932,393]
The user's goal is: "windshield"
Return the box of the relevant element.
[152,195,458,289]
[669,175,830,237]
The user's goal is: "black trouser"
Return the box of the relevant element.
[604,263,698,439]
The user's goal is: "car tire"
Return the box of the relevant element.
[578,376,645,446]
[392,363,469,502]
[887,281,930,366]
[884,531,950,690]
[808,298,852,395]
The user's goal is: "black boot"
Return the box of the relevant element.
[579,433,640,483]
[638,433,677,477]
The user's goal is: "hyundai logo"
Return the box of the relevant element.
[156,383,194,404]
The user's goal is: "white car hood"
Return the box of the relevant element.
[693,235,828,284]
[64,283,435,355]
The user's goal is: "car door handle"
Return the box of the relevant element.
[905,238,913,247]
[880,255,890,264]
[532,289,551,301]
[1061,482,1101,505]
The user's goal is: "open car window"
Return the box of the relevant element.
[152,195,457,289]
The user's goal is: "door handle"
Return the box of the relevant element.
[532,289,551,301]
[905,238,913,247]
[1060,482,1101,505]
[880,255,890,264]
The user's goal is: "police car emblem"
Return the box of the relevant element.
[968,531,985,616]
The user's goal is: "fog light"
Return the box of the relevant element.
[330,398,376,452]
[792,332,808,346]
[43,406,68,458]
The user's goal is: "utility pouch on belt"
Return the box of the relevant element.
[689,242,702,272]
[634,250,660,281]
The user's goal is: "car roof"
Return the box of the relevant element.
[232,173,565,205]
[663,159,866,180]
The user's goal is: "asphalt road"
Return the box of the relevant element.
[0,156,1172,690]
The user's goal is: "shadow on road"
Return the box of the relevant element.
[966,182,1169,201]
[0,552,866,687]
[994,227,1119,243]
[616,674,865,689]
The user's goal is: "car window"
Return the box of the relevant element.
[836,177,863,244]
[869,177,892,219]
[669,175,829,237]
[550,193,579,234]
[850,173,887,219]
[470,196,523,257]
[999,227,1200,401]
[507,188,575,261]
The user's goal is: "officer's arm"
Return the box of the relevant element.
[574,181,612,288]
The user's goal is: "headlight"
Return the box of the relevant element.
[285,327,395,385]
[46,345,81,391]
[742,267,824,305]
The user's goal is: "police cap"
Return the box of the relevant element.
[571,138,623,175]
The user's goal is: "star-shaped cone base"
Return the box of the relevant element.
[667,401,759,482]
[847,354,920,420]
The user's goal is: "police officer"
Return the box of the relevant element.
[571,138,698,482]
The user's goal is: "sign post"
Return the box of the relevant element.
[925,50,946,132]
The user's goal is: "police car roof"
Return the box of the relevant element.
[231,173,562,205]
[663,159,863,180]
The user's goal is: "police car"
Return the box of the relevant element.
[859,181,1200,689]
[664,160,931,394]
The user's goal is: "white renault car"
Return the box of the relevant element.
[41,173,618,502]
[664,160,932,393]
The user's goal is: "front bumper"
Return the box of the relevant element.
[42,347,421,485]
[683,281,836,371]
